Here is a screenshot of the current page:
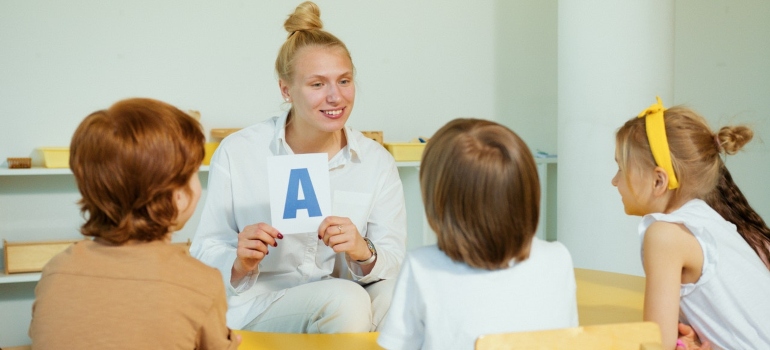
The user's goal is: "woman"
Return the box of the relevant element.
[191,1,406,333]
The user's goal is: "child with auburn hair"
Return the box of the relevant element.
[377,118,577,350]
[612,98,770,349]
[29,98,239,349]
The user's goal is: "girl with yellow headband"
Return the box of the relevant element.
[612,98,770,350]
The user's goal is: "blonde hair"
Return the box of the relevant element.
[616,106,770,268]
[275,1,353,83]
[420,118,540,270]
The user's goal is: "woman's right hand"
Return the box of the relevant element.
[231,222,283,285]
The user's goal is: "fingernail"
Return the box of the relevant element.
[318,235,322,239]
[273,242,278,247]
[266,251,269,255]
[676,339,684,348]
[277,233,284,239]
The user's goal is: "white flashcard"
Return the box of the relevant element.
[267,153,331,234]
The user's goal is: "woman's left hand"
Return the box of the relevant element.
[318,216,372,261]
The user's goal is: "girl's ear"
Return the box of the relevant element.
[652,166,670,195]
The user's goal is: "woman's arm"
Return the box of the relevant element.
[353,161,407,282]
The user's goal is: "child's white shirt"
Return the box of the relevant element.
[640,199,770,349]
[377,238,578,350]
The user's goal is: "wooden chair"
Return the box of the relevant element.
[475,322,662,350]
[233,330,383,350]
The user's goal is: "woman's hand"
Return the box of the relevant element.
[231,222,283,285]
[318,216,372,262]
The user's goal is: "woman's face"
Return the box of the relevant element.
[281,45,355,134]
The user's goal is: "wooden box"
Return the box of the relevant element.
[3,239,80,274]
[361,131,384,145]
[7,157,32,169]
[2,239,193,274]
[210,128,242,141]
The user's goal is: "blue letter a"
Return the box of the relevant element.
[283,168,322,219]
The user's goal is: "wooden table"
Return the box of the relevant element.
[575,268,645,325]
[234,330,382,350]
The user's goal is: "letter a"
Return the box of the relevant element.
[283,168,322,219]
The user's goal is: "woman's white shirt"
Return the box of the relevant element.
[191,112,407,329]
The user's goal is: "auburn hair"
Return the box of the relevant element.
[616,106,770,268]
[70,98,205,244]
[420,118,540,270]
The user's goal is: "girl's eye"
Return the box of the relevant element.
[340,79,351,85]
[311,82,323,88]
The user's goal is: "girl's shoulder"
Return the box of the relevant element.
[639,199,729,239]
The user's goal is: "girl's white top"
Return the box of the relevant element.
[640,199,770,349]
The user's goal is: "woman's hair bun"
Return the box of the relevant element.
[284,1,323,37]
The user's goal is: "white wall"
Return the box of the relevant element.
[494,0,559,240]
[0,0,496,162]
[494,0,558,155]
[0,1,497,346]
[1,0,769,346]
[0,0,496,244]
[674,0,770,221]
[557,0,770,276]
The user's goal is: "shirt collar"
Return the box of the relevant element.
[270,111,362,166]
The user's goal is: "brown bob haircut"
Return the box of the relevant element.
[70,98,205,245]
[420,118,540,270]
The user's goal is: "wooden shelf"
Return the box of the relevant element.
[0,166,211,176]
[0,161,563,175]
[0,272,41,284]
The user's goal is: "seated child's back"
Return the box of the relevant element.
[29,98,238,349]
[377,118,577,350]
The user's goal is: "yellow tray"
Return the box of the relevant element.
[383,142,426,161]
[38,147,70,168]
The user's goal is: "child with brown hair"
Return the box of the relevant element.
[377,118,577,350]
[613,98,770,349]
[28,98,239,349]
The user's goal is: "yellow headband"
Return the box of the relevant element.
[637,97,679,190]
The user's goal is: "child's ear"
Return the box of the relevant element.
[652,166,670,195]
[173,187,190,212]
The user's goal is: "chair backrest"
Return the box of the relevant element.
[475,322,662,350]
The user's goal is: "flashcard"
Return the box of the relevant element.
[267,153,331,234]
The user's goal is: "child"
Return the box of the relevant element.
[612,97,770,349]
[28,98,240,349]
[377,118,578,350]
